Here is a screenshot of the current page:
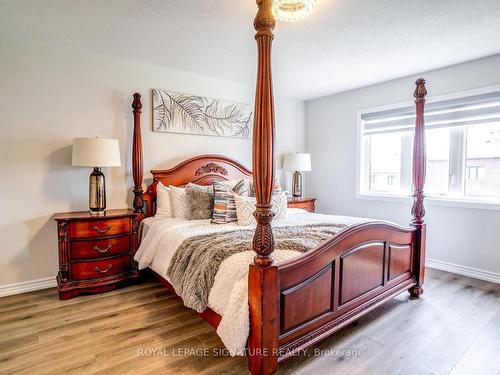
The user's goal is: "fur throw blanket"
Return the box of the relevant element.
[167,224,347,313]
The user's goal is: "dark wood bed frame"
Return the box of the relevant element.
[129,1,428,374]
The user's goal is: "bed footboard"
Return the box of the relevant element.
[276,221,421,360]
[248,221,424,372]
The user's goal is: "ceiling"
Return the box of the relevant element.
[2,0,500,100]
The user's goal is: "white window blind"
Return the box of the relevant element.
[362,91,500,135]
[359,89,500,206]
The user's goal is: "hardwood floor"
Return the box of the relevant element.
[1,269,499,375]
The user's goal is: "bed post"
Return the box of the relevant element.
[132,93,144,214]
[409,78,427,299]
[248,1,279,374]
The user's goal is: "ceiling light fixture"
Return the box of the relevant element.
[272,0,317,23]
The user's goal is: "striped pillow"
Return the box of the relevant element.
[246,179,282,197]
[212,179,248,224]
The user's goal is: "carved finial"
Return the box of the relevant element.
[132,93,143,112]
[254,0,276,32]
[252,208,275,266]
[414,78,427,99]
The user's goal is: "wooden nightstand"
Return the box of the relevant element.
[54,209,141,300]
[287,197,316,213]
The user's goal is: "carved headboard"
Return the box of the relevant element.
[142,154,252,218]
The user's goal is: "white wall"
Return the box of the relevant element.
[306,54,500,277]
[0,33,305,287]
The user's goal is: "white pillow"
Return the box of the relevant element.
[234,192,288,226]
[155,181,173,218]
[169,185,188,218]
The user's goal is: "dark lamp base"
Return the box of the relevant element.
[89,167,106,212]
[89,210,106,216]
[292,171,303,198]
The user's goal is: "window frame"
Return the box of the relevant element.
[356,84,500,211]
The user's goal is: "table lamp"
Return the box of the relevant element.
[72,137,121,214]
[283,153,311,199]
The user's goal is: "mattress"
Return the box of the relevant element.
[135,208,368,354]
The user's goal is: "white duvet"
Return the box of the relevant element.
[134,209,367,354]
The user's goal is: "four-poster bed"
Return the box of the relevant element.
[129,1,428,374]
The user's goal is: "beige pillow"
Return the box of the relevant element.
[234,192,288,226]
[155,181,173,218]
[169,185,188,218]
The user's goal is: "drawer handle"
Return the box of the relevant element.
[93,244,112,254]
[95,264,113,274]
[93,225,112,234]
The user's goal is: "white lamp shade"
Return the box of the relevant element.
[283,153,311,172]
[72,138,121,167]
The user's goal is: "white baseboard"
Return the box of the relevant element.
[0,259,498,298]
[0,277,57,298]
[426,258,500,284]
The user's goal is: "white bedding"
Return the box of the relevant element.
[135,208,368,354]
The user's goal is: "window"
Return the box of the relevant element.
[359,90,500,204]
[426,128,450,196]
[466,166,485,181]
[465,123,500,197]
[367,133,402,193]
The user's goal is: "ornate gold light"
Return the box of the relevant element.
[272,0,317,22]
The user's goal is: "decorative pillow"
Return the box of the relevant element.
[234,192,288,226]
[246,178,282,197]
[185,183,214,220]
[220,179,246,189]
[155,181,173,218]
[169,185,188,218]
[212,179,248,224]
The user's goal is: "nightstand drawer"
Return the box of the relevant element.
[71,236,130,260]
[70,218,130,238]
[290,202,312,211]
[287,198,316,213]
[71,255,131,280]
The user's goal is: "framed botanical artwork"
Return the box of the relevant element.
[152,89,253,139]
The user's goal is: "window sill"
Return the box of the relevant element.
[357,192,500,211]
